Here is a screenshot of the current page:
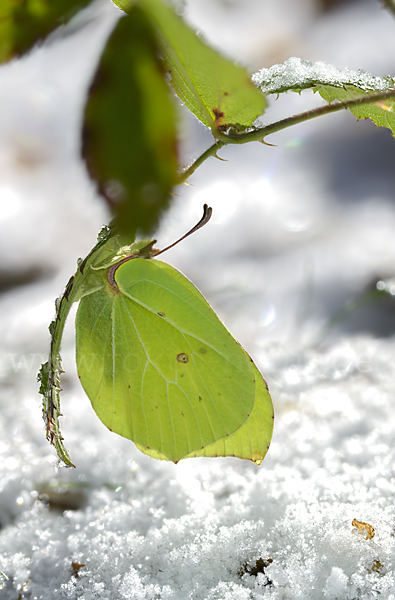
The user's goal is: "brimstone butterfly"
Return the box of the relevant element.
[76,206,273,464]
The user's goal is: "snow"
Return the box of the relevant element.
[2,0,395,599]
[252,57,394,95]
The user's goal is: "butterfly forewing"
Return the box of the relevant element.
[76,257,257,462]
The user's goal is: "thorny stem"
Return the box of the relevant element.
[177,88,395,184]
[38,226,115,467]
[43,275,79,467]
[178,141,225,184]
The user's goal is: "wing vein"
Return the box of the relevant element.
[120,297,178,455]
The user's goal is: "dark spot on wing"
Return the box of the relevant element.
[177,353,189,363]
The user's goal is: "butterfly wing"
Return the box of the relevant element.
[76,258,271,463]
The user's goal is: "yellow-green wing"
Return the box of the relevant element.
[184,363,273,464]
[76,258,258,463]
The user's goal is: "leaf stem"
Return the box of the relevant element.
[177,141,225,184]
[226,88,395,143]
[178,88,395,182]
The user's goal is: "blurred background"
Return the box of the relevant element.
[1,0,395,360]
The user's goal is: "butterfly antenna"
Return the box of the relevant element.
[154,204,212,257]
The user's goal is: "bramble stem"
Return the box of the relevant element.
[41,275,79,467]
[177,142,225,184]
[178,88,395,183]
[38,226,115,467]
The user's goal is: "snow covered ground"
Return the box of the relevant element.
[1,1,395,598]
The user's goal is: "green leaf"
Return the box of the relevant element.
[76,254,273,464]
[0,0,96,64]
[252,57,394,95]
[253,57,395,136]
[83,7,178,237]
[114,0,266,133]
[316,84,395,135]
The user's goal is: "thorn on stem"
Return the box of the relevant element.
[260,138,276,147]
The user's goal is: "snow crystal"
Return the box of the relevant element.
[252,57,394,94]
[324,567,348,599]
